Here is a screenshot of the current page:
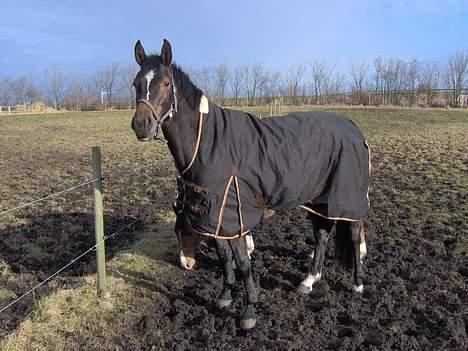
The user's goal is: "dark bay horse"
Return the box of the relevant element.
[131,39,370,330]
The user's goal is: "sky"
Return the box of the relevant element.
[0,0,467,79]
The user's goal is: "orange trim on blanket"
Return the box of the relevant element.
[365,140,371,208]
[182,111,204,175]
[298,205,360,222]
[191,226,252,240]
[234,176,244,236]
[215,176,234,238]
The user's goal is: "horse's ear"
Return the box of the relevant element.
[161,39,172,66]
[134,40,146,66]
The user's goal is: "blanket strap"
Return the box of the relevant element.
[182,111,204,175]
[233,176,244,236]
[214,175,245,238]
[214,176,234,238]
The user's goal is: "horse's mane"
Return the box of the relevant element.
[142,54,203,111]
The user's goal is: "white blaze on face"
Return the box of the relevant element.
[145,70,155,100]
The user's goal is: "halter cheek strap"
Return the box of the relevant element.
[137,72,178,142]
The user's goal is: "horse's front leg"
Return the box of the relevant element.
[298,216,334,294]
[229,237,258,330]
[215,239,235,308]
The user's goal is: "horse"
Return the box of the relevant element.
[130,39,371,330]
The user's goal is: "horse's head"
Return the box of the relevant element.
[131,39,176,141]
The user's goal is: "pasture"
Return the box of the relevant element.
[0,106,466,350]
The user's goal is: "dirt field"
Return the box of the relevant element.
[0,107,466,350]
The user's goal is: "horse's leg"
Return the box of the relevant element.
[359,224,367,262]
[229,237,258,330]
[215,239,235,308]
[350,220,365,293]
[245,234,255,259]
[298,215,334,295]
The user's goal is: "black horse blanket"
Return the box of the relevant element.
[174,99,370,239]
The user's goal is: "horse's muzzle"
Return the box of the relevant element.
[131,112,158,141]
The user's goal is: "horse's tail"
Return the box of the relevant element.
[335,221,354,268]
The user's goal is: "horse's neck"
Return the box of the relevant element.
[163,104,199,174]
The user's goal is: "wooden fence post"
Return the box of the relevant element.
[92,146,107,297]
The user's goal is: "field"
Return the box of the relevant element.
[0,106,466,350]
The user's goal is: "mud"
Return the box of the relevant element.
[120,202,466,350]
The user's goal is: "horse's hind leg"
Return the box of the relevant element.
[298,215,334,295]
[229,237,258,330]
[350,220,365,293]
[215,239,235,308]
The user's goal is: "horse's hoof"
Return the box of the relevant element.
[240,318,256,330]
[354,284,364,293]
[217,299,233,309]
[297,283,312,295]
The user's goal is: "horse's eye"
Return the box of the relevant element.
[164,81,170,87]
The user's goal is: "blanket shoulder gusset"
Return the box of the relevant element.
[177,104,370,238]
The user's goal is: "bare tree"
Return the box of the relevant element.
[214,64,230,104]
[406,59,420,106]
[419,61,440,107]
[95,63,120,107]
[43,66,67,109]
[310,59,335,104]
[244,63,266,105]
[0,78,13,106]
[25,83,40,104]
[444,49,468,106]
[326,71,346,104]
[376,57,407,105]
[230,65,245,105]
[10,76,28,105]
[284,64,306,105]
[263,70,282,101]
[66,82,83,110]
[191,66,216,100]
[348,61,368,104]
[121,64,139,108]
[310,60,325,103]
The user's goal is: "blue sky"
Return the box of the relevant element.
[0,0,467,78]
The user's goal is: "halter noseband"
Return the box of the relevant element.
[137,71,178,142]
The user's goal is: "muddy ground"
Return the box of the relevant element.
[1,109,466,350]
[122,207,465,350]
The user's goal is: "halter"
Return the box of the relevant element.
[137,71,178,142]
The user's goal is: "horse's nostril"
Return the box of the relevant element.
[143,116,150,129]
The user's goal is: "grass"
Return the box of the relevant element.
[0,105,467,349]
[1,211,178,351]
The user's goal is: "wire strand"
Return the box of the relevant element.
[0,219,138,313]
[0,178,99,216]
[104,162,160,182]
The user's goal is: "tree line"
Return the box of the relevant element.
[0,48,466,111]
